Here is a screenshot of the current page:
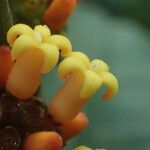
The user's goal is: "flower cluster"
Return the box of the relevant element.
[0,23,118,149]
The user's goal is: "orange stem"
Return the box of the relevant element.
[43,0,77,31]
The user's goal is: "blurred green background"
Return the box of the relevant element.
[42,0,150,150]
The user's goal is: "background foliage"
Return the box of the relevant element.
[98,0,150,29]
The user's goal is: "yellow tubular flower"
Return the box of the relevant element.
[80,70,102,98]
[59,52,118,99]
[11,34,40,60]
[100,72,118,100]
[73,146,106,150]
[6,24,65,99]
[58,56,87,79]
[48,51,118,123]
[73,146,92,150]
[90,59,109,73]
[7,24,64,73]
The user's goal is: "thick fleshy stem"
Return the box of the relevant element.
[73,146,106,150]
[48,52,118,124]
[73,146,92,150]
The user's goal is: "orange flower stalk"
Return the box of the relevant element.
[60,112,88,140]
[6,24,72,99]
[43,0,77,32]
[0,46,13,90]
[48,51,118,123]
[23,131,63,150]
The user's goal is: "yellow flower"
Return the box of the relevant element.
[59,51,118,100]
[6,23,73,99]
[73,146,92,150]
[48,51,119,123]
[7,24,72,73]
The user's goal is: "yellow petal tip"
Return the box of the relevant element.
[46,35,72,57]
[66,51,90,67]
[73,146,92,150]
[58,56,87,80]
[101,72,119,100]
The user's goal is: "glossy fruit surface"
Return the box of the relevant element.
[20,98,56,134]
[0,93,21,128]
[0,93,58,134]
[0,92,62,149]
[0,126,21,150]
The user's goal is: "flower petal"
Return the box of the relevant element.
[100,72,119,100]
[58,56,87,80]
[40,43,59,73]
[11,34,40,60]
[90,59,109,74]
[46,35,72,56]
[6,49,44,99]
[7,24,34,46]
[80,70,102,99]
[34,25,51,42]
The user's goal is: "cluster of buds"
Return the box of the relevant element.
[0,23,118,149]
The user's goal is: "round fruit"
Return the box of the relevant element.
[0,126,21,150]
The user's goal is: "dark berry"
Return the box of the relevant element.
[0,126,21,150]
[20,99,46,133]
[0,92,60,143]
[0,93,21,128]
